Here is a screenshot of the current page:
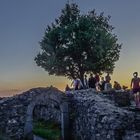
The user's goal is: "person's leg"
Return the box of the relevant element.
[135,92,140,107]
[133,89,138,107]
[95,82,99,91]
[104,83,107,91]
[134,93,138,107]
[137,92,140,108]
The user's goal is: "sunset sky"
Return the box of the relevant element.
[0,0,140,96]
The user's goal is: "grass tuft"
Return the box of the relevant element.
[33,120,61,140]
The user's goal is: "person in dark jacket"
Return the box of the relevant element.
[88,74,96,89]
[99,77,106,91]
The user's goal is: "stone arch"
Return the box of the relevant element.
[24,88,69,140]
[32,99,61,123]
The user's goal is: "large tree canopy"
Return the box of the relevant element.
[35,3,122,82]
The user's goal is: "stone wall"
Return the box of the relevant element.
[0,87,66,140]
[68,89,140,140]
[0,87,140,140]
[33,100,61,123]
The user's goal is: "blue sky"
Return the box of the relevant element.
[0,0,140,96]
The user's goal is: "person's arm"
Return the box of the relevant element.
[139,78,140,87]
[80,80,83,87]
[71,81,74,87]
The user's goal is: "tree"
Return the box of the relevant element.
[35,3,122,84]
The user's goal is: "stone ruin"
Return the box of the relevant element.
[0,87,68,140]
[0,87,140,140]
[68,89,140,140]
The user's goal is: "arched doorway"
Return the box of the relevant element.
[24,90,69,140]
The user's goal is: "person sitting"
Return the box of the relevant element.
[113,81,121,90]
[65,84,71,91]
[122,85,128,90]
[104,82,112,91]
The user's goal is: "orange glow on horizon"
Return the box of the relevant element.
[0,74,132,97]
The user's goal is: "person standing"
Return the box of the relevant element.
[95,73,100,83]
[83,75,88,89]
[71,77,79,90]
[99,77,106,91]
[71,77,84,90]
[104,73,112,90]
[95,73,100,90]
[131,72,140,108]
[105,73,111,83]
[88,74,96,89]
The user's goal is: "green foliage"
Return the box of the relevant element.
[33,120,61,140]
[35,3,122,81]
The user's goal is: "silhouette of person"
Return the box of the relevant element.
[83,75,88,89]
[99,77,106,91]
[95,73,100,90]
[131,72,140,108]
[88,74,96,89]
[71,77,79,90]
[71,77,83,90]
[113,81,121,90]
[104,73,112,90]
[65,84,70,91]
[105,73,111,83]
[95,73,100,83]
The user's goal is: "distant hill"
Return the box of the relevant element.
[0,89,24,97]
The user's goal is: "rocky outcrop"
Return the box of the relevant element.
[0,87,140,140]
[0,87,65,140]
[68,89,140,140]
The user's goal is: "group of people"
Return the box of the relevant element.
[66,73,112,91]
[65,71,140,108]
[85,73,112,91]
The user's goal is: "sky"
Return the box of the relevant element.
[0,0,140,96]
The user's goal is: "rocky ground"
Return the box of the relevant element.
[0,87,140,140]
[68,89,140,140]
